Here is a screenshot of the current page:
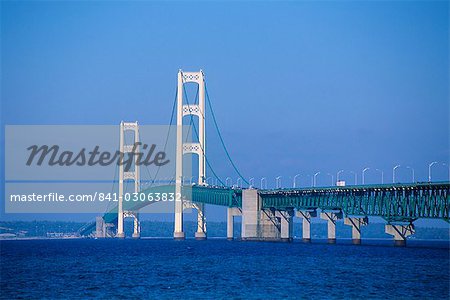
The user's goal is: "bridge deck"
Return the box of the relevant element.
[79,182,449,235]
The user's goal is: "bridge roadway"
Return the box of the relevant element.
[81,182,449,240]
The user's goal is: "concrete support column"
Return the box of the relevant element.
[296,210,317,242]
[117,203,125,237]
[241,189,280,241]
[320,211,343,243]
[227,207,242,240]
[344,217,368,245]
[280,212,293,242]
[241,189,260,240]
[227,207,234,240]
[132,213,140,239]
[385,223,415,246]
[95,216,106,238]
[173,199,185,240]
[276,210,294,242]
[195,203,207,240]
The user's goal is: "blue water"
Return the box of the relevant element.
[1,239,449,299]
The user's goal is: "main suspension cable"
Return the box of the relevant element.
[182,82,225,186]
[205,83,248,185]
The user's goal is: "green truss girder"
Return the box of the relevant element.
[80,182,449,235]
[260,182,450,222]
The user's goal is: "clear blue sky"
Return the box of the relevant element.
[1,1,449,224]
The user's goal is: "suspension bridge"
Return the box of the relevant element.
[80,70,450,246]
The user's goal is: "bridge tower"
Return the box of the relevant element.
[116,121,141,239]
[174,70,207,240]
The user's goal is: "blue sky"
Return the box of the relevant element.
[1,1,449,224]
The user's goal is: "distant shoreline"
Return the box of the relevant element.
[1,236,449,243]
[2,220,449,241]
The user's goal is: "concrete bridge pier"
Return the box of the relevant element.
[276,209,294,242]
[194,203,207,240]
[227,207,242,240]
[132,213,140,239]
[344,217,368,244]
[385,223,415,246]
[173,197,185,240]
[95,216,106,238]
[296,210,317,242]
[320,211,343,243]
[241,189,280,241]
[116,205,125,238]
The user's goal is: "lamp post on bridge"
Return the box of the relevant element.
[428,161,438,182]
[275,176,282,189]
[226,177,232,187]
[313,172,321,187]
[406,166,415,183]
[393,165,401,183]
[293,174,300,188]
[337,170,344,183]
[260,177,267,189]
[362,167,370,184]
[375,169,384,184]
[249,178,255,188]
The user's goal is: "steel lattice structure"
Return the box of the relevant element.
[80,182,449,236]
